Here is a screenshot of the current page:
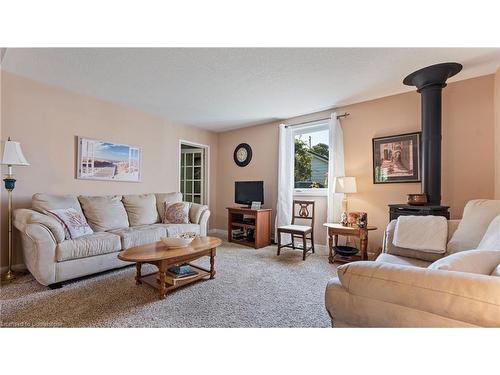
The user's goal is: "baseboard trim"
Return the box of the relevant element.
[1,263,27,273]
[208,228,328,253]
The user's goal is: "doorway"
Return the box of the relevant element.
[179,140,209,205]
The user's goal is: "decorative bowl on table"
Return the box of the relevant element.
[161,232,197,248]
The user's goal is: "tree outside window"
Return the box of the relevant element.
[294,127,329,189]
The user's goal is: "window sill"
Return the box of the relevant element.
[293,189,328,197]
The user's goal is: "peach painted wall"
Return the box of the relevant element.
[216,75,496,251]
[495,67,500,199]
[0,71,218,268]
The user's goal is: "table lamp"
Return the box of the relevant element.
[335,176,357,225]
[1,137,30,282]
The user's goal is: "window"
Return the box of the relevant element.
[293,123,329,195]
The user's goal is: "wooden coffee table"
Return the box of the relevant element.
[118,236,222,299]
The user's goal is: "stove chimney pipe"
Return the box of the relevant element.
[403,62,462,205]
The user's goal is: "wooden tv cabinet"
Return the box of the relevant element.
[226,207,272,249]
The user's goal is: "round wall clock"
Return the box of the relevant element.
[233,143,252,167]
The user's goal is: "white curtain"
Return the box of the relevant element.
[327,112,345,224]
[275,123,294,243]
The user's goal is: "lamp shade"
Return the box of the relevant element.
[1,140,30,166]
[335,177,357,193]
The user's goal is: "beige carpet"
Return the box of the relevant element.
[1,241,337,327]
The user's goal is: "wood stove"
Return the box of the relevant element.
[389,62,462,221]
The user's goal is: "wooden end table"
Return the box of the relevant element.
[323,223,377,264]
[118,236,222,300]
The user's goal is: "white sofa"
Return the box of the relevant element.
[13,192,210,287]
[325,199,500,327]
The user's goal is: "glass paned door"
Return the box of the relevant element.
[180,148,204,204]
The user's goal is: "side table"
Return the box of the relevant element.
[323,223,377,263]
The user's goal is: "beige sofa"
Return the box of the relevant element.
[13,192,210,287]
[325,199,500,327]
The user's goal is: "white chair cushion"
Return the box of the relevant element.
[78,195,130,232]
[56,232,121,262]
[477,214,500,250]
[428,249,500,275]
[122,194,159,226]
[447,200,500,253]
[278,224,312,232]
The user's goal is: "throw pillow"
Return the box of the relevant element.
[78,195,129,232]
[155,192,183,219]
[47,208,93,239]
[163,202,190,224]
[447,199,500,253]
[476,214,500,250]
[428,249,500,275]
[491,264,500,277]
[122,194,159,226]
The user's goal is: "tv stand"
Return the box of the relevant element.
[227,207,272,249]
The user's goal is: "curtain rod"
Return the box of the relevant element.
[284,112,350,128]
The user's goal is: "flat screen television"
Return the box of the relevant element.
[235,181,264,207]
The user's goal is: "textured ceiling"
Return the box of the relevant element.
[2,48,499,132]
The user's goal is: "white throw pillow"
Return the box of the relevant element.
[47,208,93,239]
[491,264,500,277]
[78,195,129,232]
[476,214,500,250]
[447,200,500,253]
[428,249,500,275]
[122,194,159,226]
[162,202,190,224]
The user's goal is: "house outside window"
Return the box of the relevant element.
[293,122,330,196]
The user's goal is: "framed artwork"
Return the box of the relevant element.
[372,132,420,184]
[77,137,142,182]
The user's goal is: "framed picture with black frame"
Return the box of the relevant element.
[372,132,421,184]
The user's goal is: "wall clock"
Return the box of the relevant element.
[233,143,252,167]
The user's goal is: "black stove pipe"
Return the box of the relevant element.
[403,62,462,205]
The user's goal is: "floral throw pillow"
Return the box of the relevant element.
[47,208,93,240]
[163,202,190,224]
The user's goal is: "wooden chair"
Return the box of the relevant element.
[276,200,315,260]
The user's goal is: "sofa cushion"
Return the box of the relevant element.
[491,264,500,277]
[155,192,182,219]
[108,225,167,249]
[376,253,432,268]
[428,250,500,275]
[47,208,93,240]
[78,195,129,232]
[56,232,121,262]
[32,193,83,215]
[447,199,500,253]
[162,202,190,224]
[157,223,200,237]
[122,194,159,226]
[476,214,500,250]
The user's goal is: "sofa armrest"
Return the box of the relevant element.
[382,219,459,262]
[14,208,65,243]
[17,223,58,286]
[189,203,209,224]
[198,210,211,236]
[336,261,500,327]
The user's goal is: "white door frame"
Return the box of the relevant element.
[178,139,210,206]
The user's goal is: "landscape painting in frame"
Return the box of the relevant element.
[77,137,142,182]
[372,132,420,184]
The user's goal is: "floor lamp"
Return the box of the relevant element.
[1,137,30,282]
